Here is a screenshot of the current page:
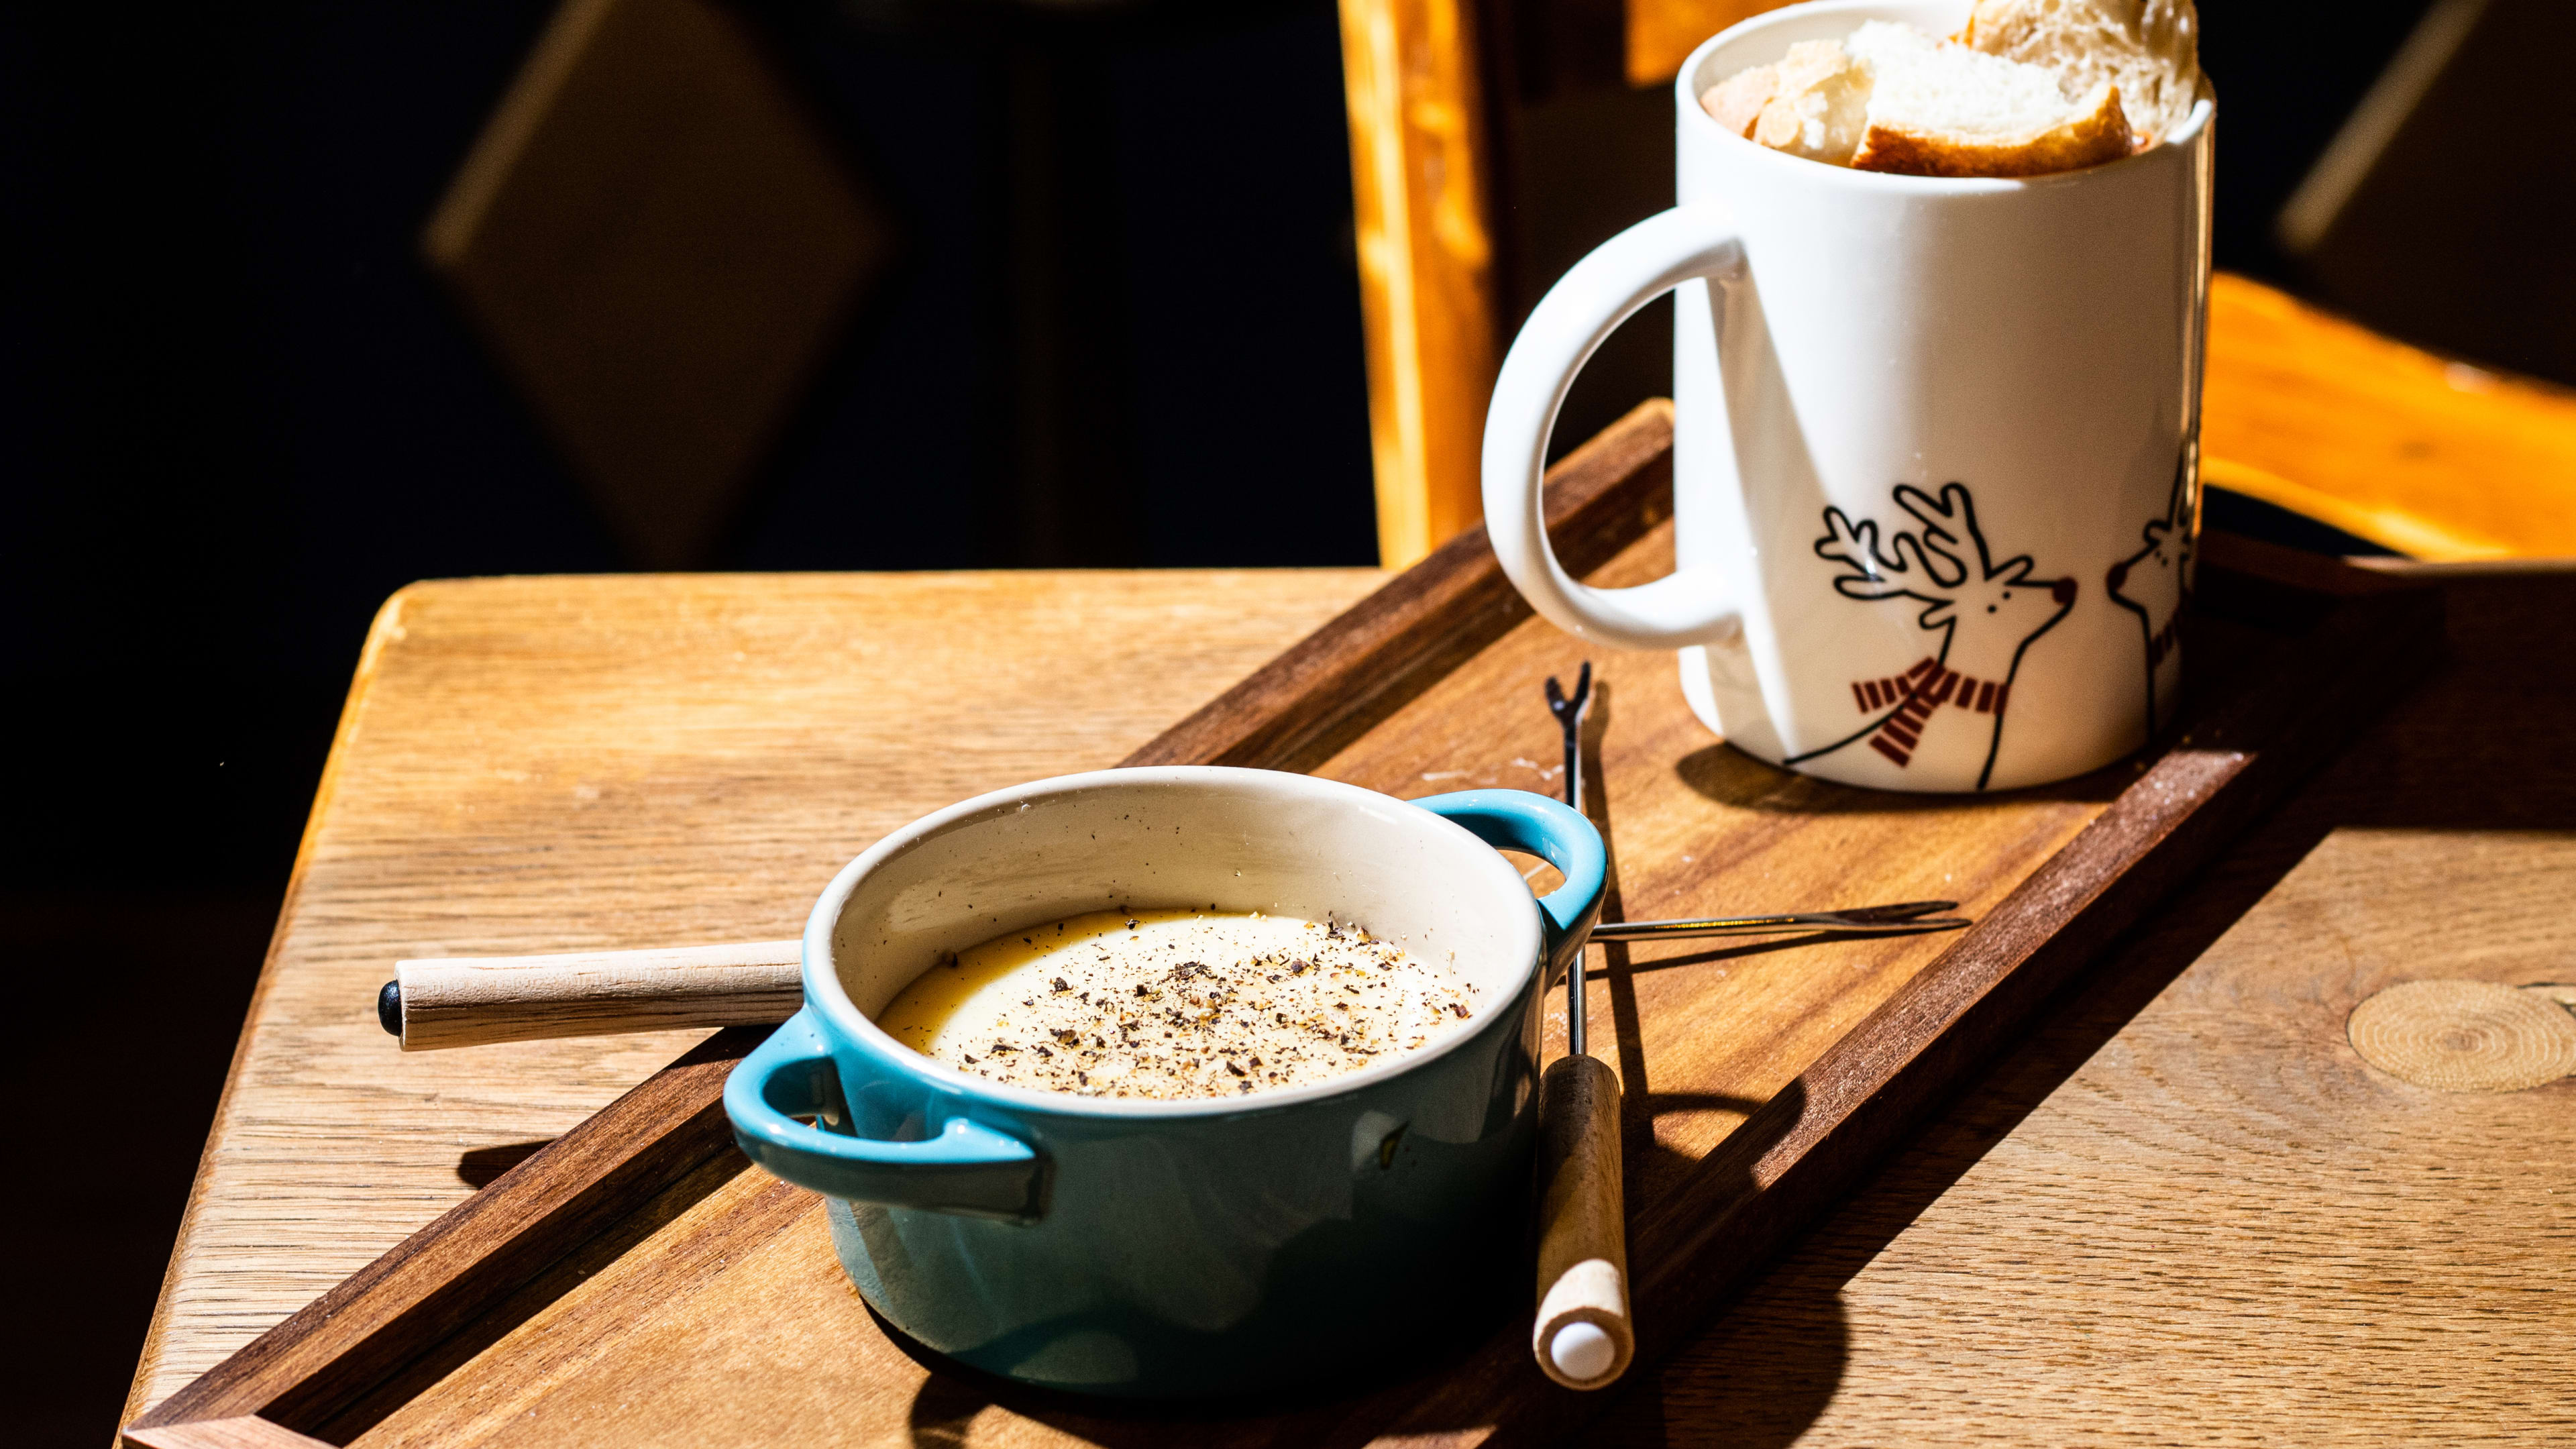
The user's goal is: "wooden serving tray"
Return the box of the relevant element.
[123,402,2443,1449]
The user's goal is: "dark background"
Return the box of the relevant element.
[0,0,2502,1440]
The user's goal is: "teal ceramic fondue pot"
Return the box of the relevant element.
[724,766,1605,1397]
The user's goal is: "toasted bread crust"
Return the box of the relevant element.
[1852,83,2133,176]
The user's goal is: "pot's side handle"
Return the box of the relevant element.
[724,1010,1047,1222]
[1414,790,1608,981]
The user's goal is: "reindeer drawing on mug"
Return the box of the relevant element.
[2107,459,2193,739]
[1792,482,2077,791]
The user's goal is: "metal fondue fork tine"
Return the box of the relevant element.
[1544,661,1593,1053]
[1544,672,1968,955]
[1531,661,1631,1391]
[1591,900,1972,941]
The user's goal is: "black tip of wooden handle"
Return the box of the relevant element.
[378,979,402,1037]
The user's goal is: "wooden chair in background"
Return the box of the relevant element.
[1336,0,2576,568]
[2202,276,2576,561]
[1335,0,1776,566]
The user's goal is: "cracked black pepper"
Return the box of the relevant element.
[875,908,1479,1099]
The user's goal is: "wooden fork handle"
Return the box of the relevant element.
[387,940,804,1051]
[1532,1051,1632,1389]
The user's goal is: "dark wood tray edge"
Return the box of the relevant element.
[1122,398,1675,773]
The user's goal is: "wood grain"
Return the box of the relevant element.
[2344,977,2576,1092]
[1337,0,1504,568]
[118,568,1385,1428]
[125,1417,333,1449]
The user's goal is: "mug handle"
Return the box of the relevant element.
[1415,790,1607,982]
[1481,206,1748,650]
[724,1008,1048,1222]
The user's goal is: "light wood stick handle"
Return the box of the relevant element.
[1532,1051,1631,1389]
[388,940,804,1051]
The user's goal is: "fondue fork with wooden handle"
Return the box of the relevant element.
[1516,674,1976,1388]
[378,940,807,1051]
[1532,663,1631,1390]
[375,906,1964,1050]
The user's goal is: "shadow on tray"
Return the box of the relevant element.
[879,1087,1820,1449]
[1587,788,2351,1443]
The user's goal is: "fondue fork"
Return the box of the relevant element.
[1547,663,1595,1057]
[1524,667,1972,1392]
[1532,663,1632,1391]
[1591,899,1969,940]
[370,653,1962,1056]
[372,896,1966,1051]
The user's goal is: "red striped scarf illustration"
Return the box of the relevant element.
[1790,482,2076,790]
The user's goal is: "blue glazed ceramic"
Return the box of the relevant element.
[724,766,1605,1397]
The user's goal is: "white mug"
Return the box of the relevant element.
[1482,0,2213,792]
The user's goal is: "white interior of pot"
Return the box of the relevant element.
[820,771,1541,1026]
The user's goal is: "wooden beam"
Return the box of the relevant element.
[1338,0,1503,568]
[1625,0,1798,87]
[2203,273,2576,559]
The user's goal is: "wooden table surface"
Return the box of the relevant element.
[123,562,2575,1444]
